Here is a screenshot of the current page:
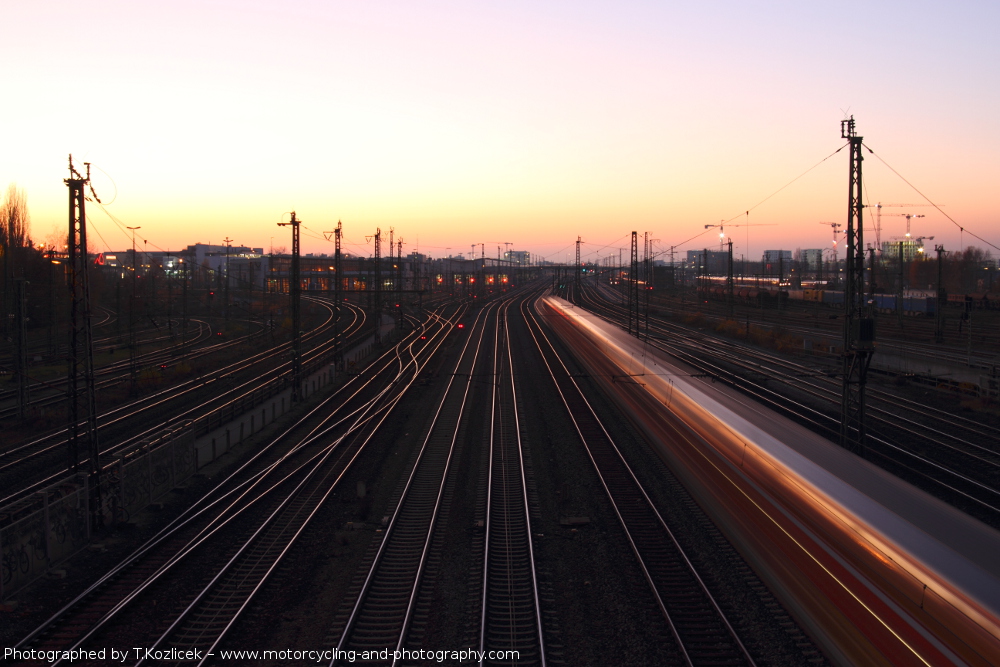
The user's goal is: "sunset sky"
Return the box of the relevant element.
[3,1,998,263]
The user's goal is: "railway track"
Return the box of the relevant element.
[474,303,546,665]
[573,282,1000,527]
[0,299,366,510]
[6,288,832,665]
[0,320,215,422]
[651,286,1000,367]
[12,305,461,666]
[330,302,494,661]
[523,295,755,666]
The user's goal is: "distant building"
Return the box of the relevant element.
[504,250,531,265]
[800,249,824,272]
[881,240,927,262]
[100,253,123,268]
[686,250,728,275]
[182,242,263,265]
[762,250,792,275]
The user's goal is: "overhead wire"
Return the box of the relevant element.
[663,143,851,258]
[863,143,999,254]
[580,233,631,260]
[85,215,115,255]
[89,164,118,206]
[663,227,714,254]
[720,142,850,225]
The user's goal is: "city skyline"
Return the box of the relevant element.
[3,1,998,263]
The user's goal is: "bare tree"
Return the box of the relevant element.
[43,225,64,253]
[1,183,31,249]
[2,183,32,337]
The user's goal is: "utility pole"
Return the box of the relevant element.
[388,227,394,293]
[127,226,141,396]
[703,249,709,295]
[619,248,624,298]
[643,232,650,338]
[397,238,404,293]
[727,239,734,319]
[897,241,905,326]
[628,232,639,335]
[840,117,875,457]
[223,237,233,326]
[326,220,343,369]
[470,244,477,299]
[575,236,582,293]
[669,246,676,292]
[14,278,28,419]
[935,245,946,343]
[183,250,190,337]
[866,246,877,304]
[65,155,101,523]
[48,247,56,354]
[335,223,342,363]
[278,212,302,401]
[374,228,382,343]
[503,242,513,290]
[247,259,254,337]
[397,238,404,329]
[167,250,175,343]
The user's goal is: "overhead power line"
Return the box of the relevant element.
[863,143,1000,254]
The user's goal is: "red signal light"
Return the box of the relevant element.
[457,323,465,329]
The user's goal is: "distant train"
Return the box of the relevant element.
[698,285,999,314]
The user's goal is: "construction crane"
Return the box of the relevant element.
[887,213,926,240]
[913,235,935,256]
[904,213,925,238]
[704,222,775,251]
[818,221,843,264]
[874,203,937,251]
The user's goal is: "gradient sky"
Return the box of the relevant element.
[3,0,998,263]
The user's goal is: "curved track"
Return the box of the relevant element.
[13,305,461,666]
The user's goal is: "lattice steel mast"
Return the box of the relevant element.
[840,117,875,455]
[628,231,639,335]
[278,212,302,401]
[374,228,382,343]
[575,236,582,292]
[335,220,343,369]
[65,156,102,515]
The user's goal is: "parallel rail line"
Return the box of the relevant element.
[524,295,755,667]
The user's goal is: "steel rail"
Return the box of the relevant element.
[331,302,496,665]
[0,301,365,506]
[576,285,1000,516]
[19,306,459,663]
[523,294,755,667]
[478,298,546,665]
